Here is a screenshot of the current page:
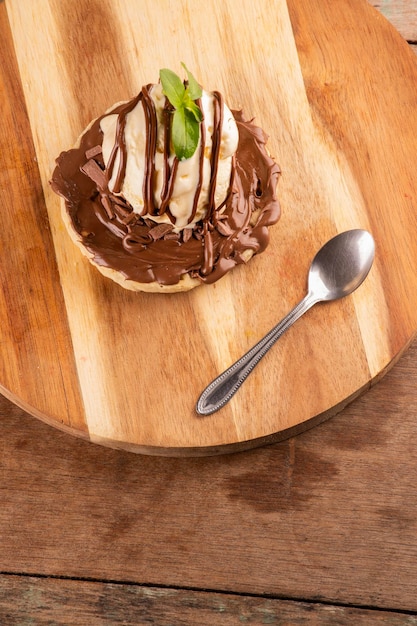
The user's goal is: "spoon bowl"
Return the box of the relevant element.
[196,229,375,416]
[307,229,375,301]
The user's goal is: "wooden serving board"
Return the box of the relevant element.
[1,0,417,456]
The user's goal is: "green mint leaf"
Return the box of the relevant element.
[181,62,202,101]
[184,99,203,123]
[172,107,200,160]
[160,65,203,159]
[159,68,185,109]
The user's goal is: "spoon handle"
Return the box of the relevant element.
[196,292,319,415]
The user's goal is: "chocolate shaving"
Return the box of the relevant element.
[216,221,234,237]
[120,212,138,226]
[81,159,107,190]
[100,194,115,219]
[85,145,102,160]
[148,223,174,240]
[114,205,137,226]
[112,195,131,208]
[113,204,132,218]
[201,227,214,276]
[182,228,192,243]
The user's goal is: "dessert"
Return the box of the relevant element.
[51,66,281,292]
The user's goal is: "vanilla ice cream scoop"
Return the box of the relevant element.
[99,82,239,231]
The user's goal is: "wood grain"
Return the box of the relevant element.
[369,0,417,41]
[1,575,416,625]
[2,0,417,454]
[1,339,417,612]
[0,3,86,433]
[368,1,417,57]
[1,2,417,622]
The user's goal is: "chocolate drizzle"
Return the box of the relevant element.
[207,92,223,216]
[141,85,157,215]
[106,93,141,193]
[51,89,281,288]
[159,100,177,219]
[188,96,205,225]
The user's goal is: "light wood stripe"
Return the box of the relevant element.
[0,3,87,433]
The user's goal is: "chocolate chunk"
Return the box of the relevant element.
[114,204,132,218]
[148,223,174,240]
[120,212,138,226]
[81,159,107,190]
[164,232,180,241]
[85,145,103,160]
[112,195,128,206]
[216,221,234,237]
[100,195,115,219]
[182,228,192,243]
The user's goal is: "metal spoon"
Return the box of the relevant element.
[196,229,375,416]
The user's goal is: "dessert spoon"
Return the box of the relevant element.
[196,228,375,415]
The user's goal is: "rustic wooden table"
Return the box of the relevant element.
[1,1,417,623]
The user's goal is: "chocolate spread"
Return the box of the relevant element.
[51,89,281,287]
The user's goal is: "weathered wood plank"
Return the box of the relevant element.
[1,340,417,611]
[369,0,417,42]
[0,575,416,625]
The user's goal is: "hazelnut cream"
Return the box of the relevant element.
[51,77,281,291]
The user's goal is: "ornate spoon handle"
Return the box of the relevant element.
[196,292,318,415]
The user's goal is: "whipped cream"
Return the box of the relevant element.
[100,83,239,231]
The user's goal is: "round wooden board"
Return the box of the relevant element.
[1,0,417,456]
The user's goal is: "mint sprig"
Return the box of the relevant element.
[159,64,203,160]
